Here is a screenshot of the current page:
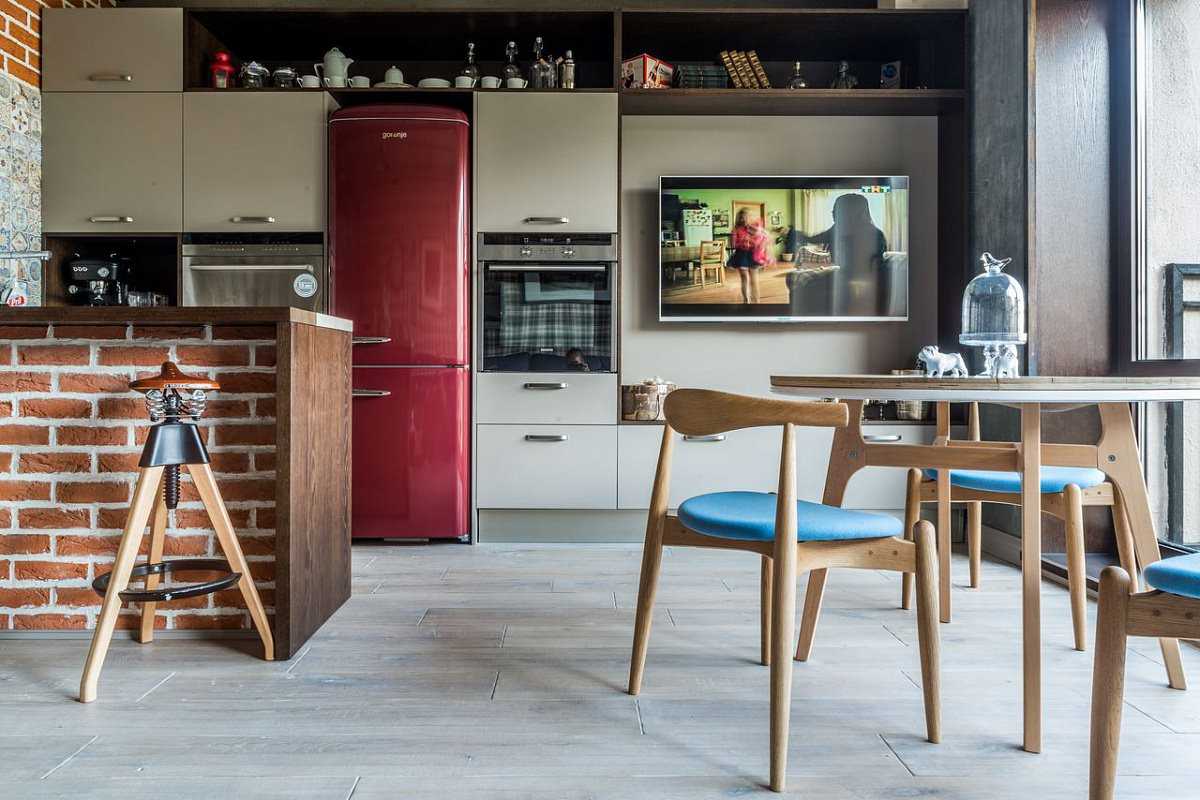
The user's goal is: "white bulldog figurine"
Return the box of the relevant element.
[994,345,1019,378]
[917,345,968,378]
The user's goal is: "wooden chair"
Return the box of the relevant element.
[627,389,942,793]
[1090,558,1199,799]
[898,403,1138,652]
[695,240,725,287]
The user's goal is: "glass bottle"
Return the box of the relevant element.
[460,42,480,80]
[559,49,576,90]
[787,61,808,89]
[503,41,522,81]
[530,37,556,88]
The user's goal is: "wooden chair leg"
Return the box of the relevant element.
[187,463,274,661]
[1111,491,1138,580]
[936,468,952,623]
[79,466,164,704]
[760,555,773,667]
[1064,484,1088,652]
[770,424,798,793]
[793,568,826,662]
[901,468,920,610]
[139,495,169,645]
[913,520,942,743]
[967,501,983,589]
[629,427,674,695]
[1089,567,1132,800]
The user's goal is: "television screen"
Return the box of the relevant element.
[658,176,910,322]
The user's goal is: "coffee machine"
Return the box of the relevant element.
[64,255,129,306]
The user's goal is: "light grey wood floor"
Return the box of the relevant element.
[2,543,1198,798]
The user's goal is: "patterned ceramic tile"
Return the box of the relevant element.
[0,73,41,306]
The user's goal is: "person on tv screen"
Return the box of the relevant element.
[797,193,887,316]
[728,209,770,303]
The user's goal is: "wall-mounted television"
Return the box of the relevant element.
[658,176,910,322]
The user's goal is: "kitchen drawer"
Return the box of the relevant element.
[42,93,183,233]
[43,9,183,92]
[184,93,327,232]
[474,93,618,232]
[476,424,616,509]
[476,372,617,424]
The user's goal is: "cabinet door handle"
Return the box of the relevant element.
[352,336,392,345]
[523,382,568,390]
[683,434,726,442]
[525,434,568,442]
[88,73,132,82]
[352,389,391,398]
[230,216,276,224]
[88,216,133,224]
[523,216,570,225]
[863,434,902,443]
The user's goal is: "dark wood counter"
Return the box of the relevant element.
[1,306,353,332]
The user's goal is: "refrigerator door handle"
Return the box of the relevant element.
[352,336,393,345]
[352,389,392,398]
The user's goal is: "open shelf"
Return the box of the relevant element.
[619,87,965,117]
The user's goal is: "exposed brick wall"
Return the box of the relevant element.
[0,323,277,632]
[1,1,116,89]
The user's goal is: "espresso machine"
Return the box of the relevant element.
[64,254,130,306]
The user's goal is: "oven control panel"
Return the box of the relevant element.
[477,232,617,263]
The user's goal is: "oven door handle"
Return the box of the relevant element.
[485,264,607,272]
[523,216,570,225]
[185,264,316,272]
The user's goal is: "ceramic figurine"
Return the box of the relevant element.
[830,60,858,89]
[917,345,968,378]
[994,346,1019,378]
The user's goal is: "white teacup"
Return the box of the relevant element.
[454,75,477,88]
[480,76,501,89]
[349,76,370,88]
[299,75,321,88]
[324,75,347,88]
[505,77,528,89]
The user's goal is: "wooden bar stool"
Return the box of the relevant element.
[78,362,273,704]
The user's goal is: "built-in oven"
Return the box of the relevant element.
[182,233,326,311]
[477,233,618,373]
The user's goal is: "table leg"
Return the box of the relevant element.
[1020,403,1042,754]
[1098,402,1187,690]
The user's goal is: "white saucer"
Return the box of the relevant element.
[417,78,452,88]
[373,82,413,88]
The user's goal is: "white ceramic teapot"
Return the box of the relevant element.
[315,47,354,82]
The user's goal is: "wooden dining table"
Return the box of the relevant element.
[770,374,1200,754]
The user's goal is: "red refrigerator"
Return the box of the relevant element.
[329,105,470,539]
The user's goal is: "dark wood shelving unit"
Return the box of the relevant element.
[619,87,965,117]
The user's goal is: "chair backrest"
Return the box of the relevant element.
[699,241,724,265]
[663,389,848,437]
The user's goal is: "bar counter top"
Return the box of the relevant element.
[1,306,353,333]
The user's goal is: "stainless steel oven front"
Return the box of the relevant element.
[182,233,326,311]
[477,233,618,373]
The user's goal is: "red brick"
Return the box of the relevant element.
[208,452,249,473]
[17,345,90,366]
[58,481,129,504]
[6,19,36,49]
[0,588,50,607]
[213,424,274,446]
[0,480,50,501]
[55,535,120,556]
[132,325,205,340]
[52,325,128,340]
[248,562,274,582]
[12,614,87,630]
[17,507,89,529]
[18,398,91,419]
[214,587,275,608]
[0,613,7,629]
[97,397,146,419]
[0,425,49,445]
[95,508,129,530]
[0,534,50,554]
[215,372,275,393]
[212,325,274,341]
[158,595,212,610]
[256,398,277,418]
[0,371,52,392]
[13,561,88,581]
[97,346,170,366]
[173,613,247,630]
[237,535,274,556]
[256,508,276,530]
[96,452,140,474]
[0,559,8,579]
[6,58,38,89]
[115,614,166,631]
[180,477,273,504]
[254,346,276,367]
[160,535,210,556]
[203,400,251,419]
[173,508,251,530]
[55,587,101,607]
[253,452,276,472]
[176,345,250,367]
[0,452,11,471]
[0,400,9,416]
[58,372,132,393]
[58,425,128,446]
[0,324,46,339]
[17,452,90,474]
[0,508,11,529]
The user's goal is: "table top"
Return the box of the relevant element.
[2,306,354,333]
[770,374,1200,402]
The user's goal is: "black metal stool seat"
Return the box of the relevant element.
[92,558,241,603]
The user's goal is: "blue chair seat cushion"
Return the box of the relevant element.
[922,467,1107,494]
[677,491,901,542]
[1144,552,1200,600]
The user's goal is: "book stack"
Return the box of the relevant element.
[674,63,731,89]
[719,50,772,89]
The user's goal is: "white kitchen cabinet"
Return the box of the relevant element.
[42,93,183,233]
[42,8,183,92]
[184,92,327,232]
[474,92,618,232]
[476,372,618,425]
[476,424,617,509]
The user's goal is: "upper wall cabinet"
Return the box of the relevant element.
[42,93,183,234]
[184,93,328,233]
[475,93,618,233]
[42,9,183,92]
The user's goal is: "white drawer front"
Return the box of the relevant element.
[477,425,617,509]
[476,373,617,424]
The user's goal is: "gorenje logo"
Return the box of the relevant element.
[381,132,408,141]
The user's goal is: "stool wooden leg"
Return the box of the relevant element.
[79,466,164,703]
[139,495,169,645]
[901,468,920,610]
[1064,484,1088,652]
[1090,567,1131,800]
[187,463,274,661]
[760,555,773,666]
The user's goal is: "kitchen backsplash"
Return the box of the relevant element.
[0,72,42,306]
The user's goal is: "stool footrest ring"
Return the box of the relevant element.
[92,558,242,603]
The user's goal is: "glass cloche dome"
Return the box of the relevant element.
[960,252,1026,347]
